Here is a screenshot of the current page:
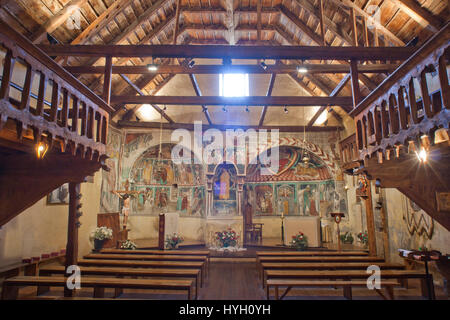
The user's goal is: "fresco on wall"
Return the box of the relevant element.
[123,133,153,157]
[276,184,296,215]
[212,164,237,216]
[119,143,205,217]
[254,184,274,215]
[246,146,331,182]
[100,128,122,212]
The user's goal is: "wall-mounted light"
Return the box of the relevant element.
[36,141,49,159]
[222,106,228,113]
[416,148,428,163]
[245,106,250,112]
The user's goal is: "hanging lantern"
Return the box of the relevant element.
[301,151,310,164]
[35,141,49,159]
[434,128,449,145]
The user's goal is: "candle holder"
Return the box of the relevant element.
[330,212,345,251]
[277,215,286,247]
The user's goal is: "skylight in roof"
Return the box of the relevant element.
[219,73,249,97]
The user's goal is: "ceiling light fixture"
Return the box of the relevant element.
[188,60,195,68]
[297,66,308,73]
[260,60,268,70]
[222,106,228,113]
[245,106,250,112]
[284,106,288,114]
[147,63,158,72]
[35,141,49,159]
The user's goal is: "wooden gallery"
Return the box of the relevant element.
[0,0,448,301]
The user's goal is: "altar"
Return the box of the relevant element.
[283,216,321,247]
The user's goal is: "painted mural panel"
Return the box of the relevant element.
[212,164,237,216]
[254,184,274,216]
[276,184,296,215]
[100,127,122,212]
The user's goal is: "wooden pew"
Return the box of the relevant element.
[39,265,202,299]
[77,259,205,285]
[84,253,209,277]
[1,276,195,300]
[258,256,385,263]
[256,251,369,257]
[266,279,399,300]
[264,269,434,299]
[259,262,405,284]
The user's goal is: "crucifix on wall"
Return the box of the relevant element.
[111,180,144,229]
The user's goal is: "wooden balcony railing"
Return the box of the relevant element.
[0,20,113,160]
[339,133,359,167]
[350,23,449,162]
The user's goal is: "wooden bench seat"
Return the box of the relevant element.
[264,269,434,299]
[101,249,210,259]
[259,262,405,284]
[256,251,369,257]
[1,276,195,300]
[77,259,205,284]
[258,256,385,263]
[266,279,400,300]
[39,265,202,299]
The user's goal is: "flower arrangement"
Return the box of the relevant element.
[165,233,184,250]
[93,226,113,240]
[290,231,308,251]
[120,239,137,250]
[215,228,239,248]
[340,232,354,244]
[357,231,369,245]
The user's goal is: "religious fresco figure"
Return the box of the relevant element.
[219,169,230,200]
[191,187,204,217]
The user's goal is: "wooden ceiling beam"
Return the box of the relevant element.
[65,63,398,75]
[258,73,277,126]
[117,120,343,132]
[38,44,416,60]
[119,74,174,123]
[30,0,88,44]
[307,74,350,127]
[110,95,354,107]
[389,0,444,33]
[189,73,213,125]
[338,0,405,46]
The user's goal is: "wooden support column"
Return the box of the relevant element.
[318,0,326,46]
[365,181,377,256]
[350,7,358,46]
[350,59,361,108]
[64,182,82,297]
[102,56,113,104]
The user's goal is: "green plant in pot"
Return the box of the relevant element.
[340,232,354,244]
[290,231,308,251]
[93,226,113,251]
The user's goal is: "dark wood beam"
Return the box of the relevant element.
[259,73,277,126]
[189,74,212,124]
[117,120,343,132]
[350,7,358,46]
[65,63,398,75]
[38,44,416,60]
[110,95,354,106]
[119,74,174,123]
[318,0,326,46]
[173,0,182,44]
[307,74,351,127]
[102,56,112,104]
[350,59,362,107]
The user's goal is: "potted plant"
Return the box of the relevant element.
[165,233,184,250]
[290,231,308,251]
[215,228,239,248]
[357,231,369,247]
[340,232,354,244]
[92,226,113,251]
[120,239,137,250]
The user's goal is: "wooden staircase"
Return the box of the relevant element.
[0,21,113,227]
[340,23,450,230]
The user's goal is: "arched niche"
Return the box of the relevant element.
[210,163,238,217]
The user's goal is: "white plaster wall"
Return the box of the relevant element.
[0,171,102,268]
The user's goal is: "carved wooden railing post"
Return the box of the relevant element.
[64,182,82,297]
